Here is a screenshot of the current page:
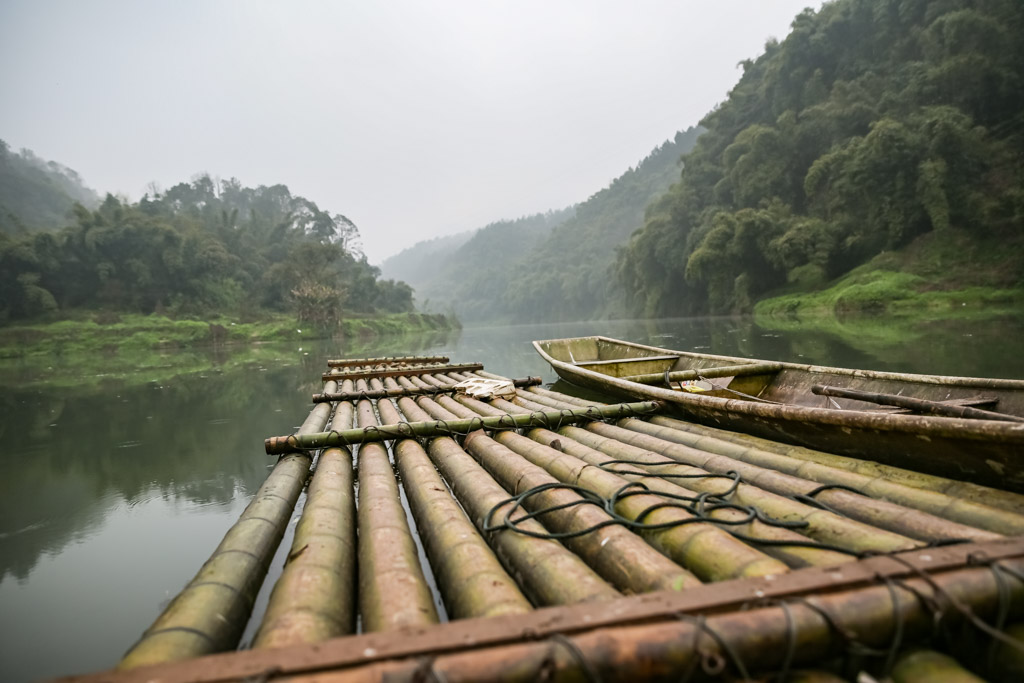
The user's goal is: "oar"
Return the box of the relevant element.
[811,385,1024,423]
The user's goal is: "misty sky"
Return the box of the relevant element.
[1,1,818,263]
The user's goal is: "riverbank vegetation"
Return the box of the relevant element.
[616,0,1024,316]
[0,173,423,331]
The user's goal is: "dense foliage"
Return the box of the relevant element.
[382,127,702,322]
[0,140,99,235]
[394,209,574,320]
[617,0,1024,316]
[0,175,413,324]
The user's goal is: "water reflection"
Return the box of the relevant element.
[1,314,1022,682]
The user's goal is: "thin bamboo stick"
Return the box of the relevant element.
[398,396,621,606]
[252,381,357,649]
[118,382,337,669]
[453,394,799,577]
[588,421,1000,544]
[264,401,663,453]
[813,384,1024,423]
[355,396,439,632]
[375,397,534,620]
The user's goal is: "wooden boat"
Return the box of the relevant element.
[533,336,1024,491]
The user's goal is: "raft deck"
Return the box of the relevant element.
[62,356,1024,682]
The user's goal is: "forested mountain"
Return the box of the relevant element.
[617,0,1024,316]
[378,230,473,287]
[382,127,702,322]
[0,175,413,324]
[0,141,99,235]
[389,210,574,320]
[505,127,703,321]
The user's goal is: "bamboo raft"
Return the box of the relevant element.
[61,356,1024,682]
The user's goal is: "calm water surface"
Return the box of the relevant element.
[1,315,1022,681]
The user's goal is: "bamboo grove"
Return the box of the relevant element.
[616,0,1024,316]
[0,176,414,324]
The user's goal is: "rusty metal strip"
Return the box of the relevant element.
[58,537,1024,683]
[326,355,450,368]
[321,363,484,382]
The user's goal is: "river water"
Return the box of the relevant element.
[1,314,1022,681]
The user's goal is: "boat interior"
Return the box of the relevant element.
[537,336,1024,418]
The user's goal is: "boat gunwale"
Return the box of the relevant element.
[536,335,1024,391]
[532,336,1024,442]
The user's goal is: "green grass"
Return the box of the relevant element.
[755,228,1024,321]
[0,312,458,360]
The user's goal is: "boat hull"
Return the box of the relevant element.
[534,336,1024,492]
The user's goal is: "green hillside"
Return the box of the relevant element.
[383,127,702,323]
[0,141,99,234]
[617,0,1024,316]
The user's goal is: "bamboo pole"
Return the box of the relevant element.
[451,394,799,578]
[551,424,917,554]
[521,385,1003,542]
[514,390,929,552]
[264,401,663,453]
[641,413,1024,514]
[624,361,783,385]
[118,382,337,669]
[398,395,621,606]
[891,649,986,682]
[502,400,853,569]
[355,396,439,632]
[812,384,1024,423]
[289,558,1024,683]
[428,395,702,594]
[321,363,483,382]
[615,418,1024,535]
[375,397,534,620]
[312,377,542,403]
[587,421,1000,544]
[252,382,358,649]
[326,355,449,368]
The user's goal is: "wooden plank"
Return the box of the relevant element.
[57,538,1024,683]
[576,354,679,367]
[625,362,783,385]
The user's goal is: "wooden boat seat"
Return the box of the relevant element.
[576,354,680,367]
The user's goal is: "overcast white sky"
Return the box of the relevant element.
[1,1,818,263]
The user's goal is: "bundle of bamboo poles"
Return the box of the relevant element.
[107,357,1024,683]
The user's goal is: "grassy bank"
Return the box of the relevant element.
[755,229,1024,320]
[0,311,458,360]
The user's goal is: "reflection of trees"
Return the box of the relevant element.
[0,329,463,582]
[0,367,297,581]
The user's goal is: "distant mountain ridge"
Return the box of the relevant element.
[381,126,703,322]
[0,140,100,234]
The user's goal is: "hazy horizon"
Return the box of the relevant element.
[1,1,819,263]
